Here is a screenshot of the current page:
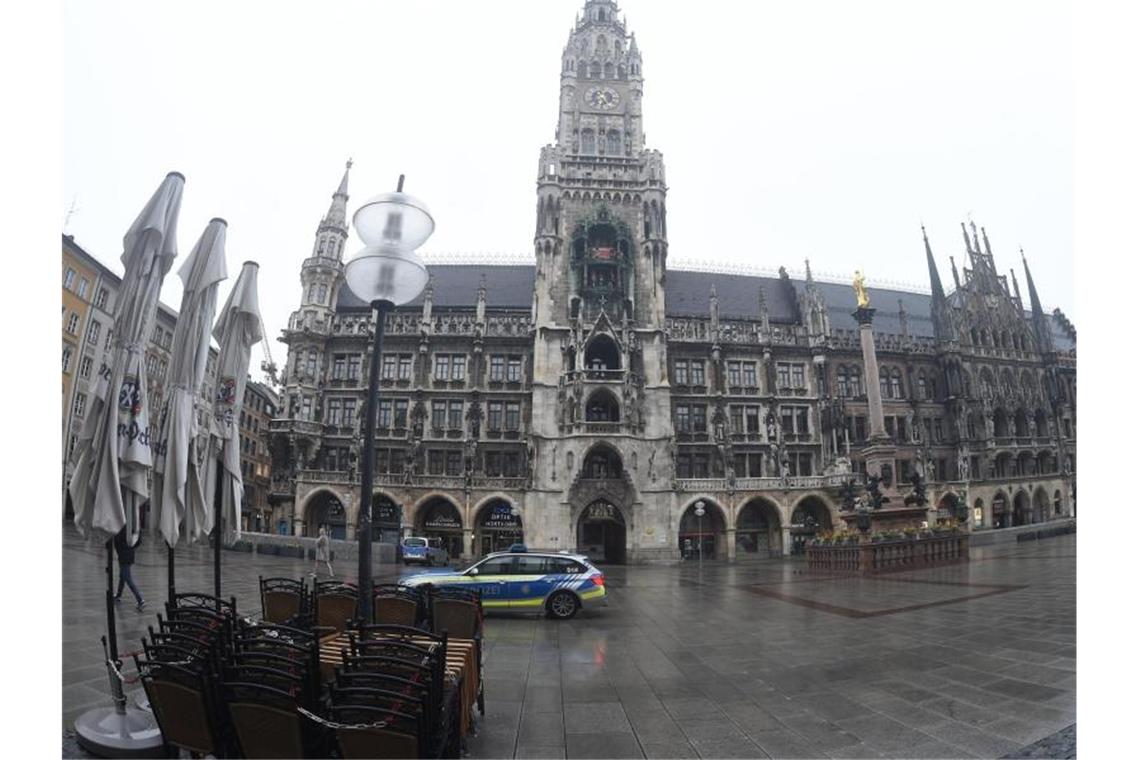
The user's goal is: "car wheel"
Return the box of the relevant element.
[402,559,411,566]
[546,591,579,620]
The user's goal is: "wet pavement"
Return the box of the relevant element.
[61,529,1075,759]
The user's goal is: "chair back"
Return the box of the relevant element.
[330,702,422,759]
[430,598,480,639]
[260,577,306,624]
[224,681,308,759]
[135,658,223,756]
[314,581,358,633]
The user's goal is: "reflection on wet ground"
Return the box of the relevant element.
[62,531,1075,758]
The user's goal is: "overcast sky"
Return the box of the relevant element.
[63,0,1073,376]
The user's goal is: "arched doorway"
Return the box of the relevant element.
[678,500,726,560]
[790,496,833,555]
[417,498,464,559]
[736,499,781,558]
[585,389,620,422]
[1013,491,1031,526]
[577,500,626,564]
[1033,488,1050,523]
[373,494,403,546]
[1053,490,1063,517]
[992,492,1009,528]
[476,499,523,556]
[973,498,986,528]
[306,491,347,540]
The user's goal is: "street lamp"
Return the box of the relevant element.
[346,175,433,623]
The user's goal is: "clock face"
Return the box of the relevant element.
[586,86,620,110]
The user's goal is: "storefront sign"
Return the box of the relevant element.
[482,503,521,530]
[425,513,462,531]
[375,501,402,527]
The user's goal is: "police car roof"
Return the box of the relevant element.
[485,550,591,561]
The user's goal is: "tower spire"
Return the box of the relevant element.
[949,256,962,290]
[322,159,352,230]
[1022,249,1053,353]
[924,226,949,342]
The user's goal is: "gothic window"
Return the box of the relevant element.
[343,399,356,427]
[578,61,587,79]
[589,61,601,79]
[581,129,596,154]
[606,129,621,155]
[507,356,523,383]
[586,390,620,422]
[332,356,346,380]
[728,361,742,387]
[673,360,689,385]
[318,239,325,255]
[394,400,408,428]
[431,401,446,431]
[73,392,86,418]
[326,399,342,427]
[95,288,109,310]
[348,355,361,380]
[889,369,903,399]
[308,284,316,302]
[398,355,413,380]
[488,402,503,432]
[742,362,758,388]
[301,397,313,421]
[604,62,614,79]
[318,284,328,303]
[490,355,505,382]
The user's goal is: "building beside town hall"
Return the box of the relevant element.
[62,234,193,530]
[267,0,1076,563]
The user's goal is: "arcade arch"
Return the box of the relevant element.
[736,498,782,558]
[304,489,347,540]
[678,499,727,560]
[416,496,464,559]
[474,497,523,556]
[789,495,833,555]
[576,500,626,564]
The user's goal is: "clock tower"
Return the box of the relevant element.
[528,0,675,562]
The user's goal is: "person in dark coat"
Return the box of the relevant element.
[113,528,146,611]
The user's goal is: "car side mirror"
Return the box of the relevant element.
[467,568,479,576]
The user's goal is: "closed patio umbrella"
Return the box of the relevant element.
[69,171,184,757]
[203,261,263,600]
[152,218,228,602]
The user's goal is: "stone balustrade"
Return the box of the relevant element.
[806,533,969,574]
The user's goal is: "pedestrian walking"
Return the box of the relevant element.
[113,528,146,612]
[313,525,334,577]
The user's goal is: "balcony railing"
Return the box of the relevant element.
[270,419,322,437]
[674,474,853,492]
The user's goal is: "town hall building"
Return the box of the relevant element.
[267,0,1076,563]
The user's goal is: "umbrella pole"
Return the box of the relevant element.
[214,462,223,610]
[167,541,176,607]
[105,538,118,662]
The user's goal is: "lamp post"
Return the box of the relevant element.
[694,500,706,571]
[345,176,433,623]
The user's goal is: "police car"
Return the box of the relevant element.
[399,537,450,567]
[401,547,607,620]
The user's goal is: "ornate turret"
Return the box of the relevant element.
[923,226,952,343]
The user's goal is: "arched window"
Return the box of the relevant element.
[589,61,601,79]
[880,373,890,400]
[891,370,904,399]
[578,60,587,79]
[584,446,622,479]
[585,390,620,422]
[585,335,621,373]
[604,62,614,79]
[849,367,861,397]
[606,129,621,155]
[581,129,596,154]
[916,375,926,400]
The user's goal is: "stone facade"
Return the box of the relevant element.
[239,380,279,533]
[267,0,1076,563]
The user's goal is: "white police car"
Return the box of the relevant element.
[402,548,607,619]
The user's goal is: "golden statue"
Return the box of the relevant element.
[853,270,870,308]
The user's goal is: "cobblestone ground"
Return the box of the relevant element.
[62,530,1076,759]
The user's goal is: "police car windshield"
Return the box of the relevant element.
[403,538,427,547]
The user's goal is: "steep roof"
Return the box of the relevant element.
[329,261,1074,348]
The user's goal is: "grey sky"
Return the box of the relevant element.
[64,0,1073,376]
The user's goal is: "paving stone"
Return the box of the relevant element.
[516,745,567,759]
[565,731,644,759]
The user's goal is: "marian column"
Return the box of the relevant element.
[852,272,899,493]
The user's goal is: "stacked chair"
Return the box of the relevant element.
[133,593,236,757]
[259,576,309,626]
[131,583,485,757]
[224,622,327,757]
[331,624,459,758]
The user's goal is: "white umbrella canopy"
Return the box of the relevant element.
[202,262,263,540]
[70,172,185,544]
[153,218,228,547]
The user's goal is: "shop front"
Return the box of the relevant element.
[417,498,465,559]
[476,500,523,556]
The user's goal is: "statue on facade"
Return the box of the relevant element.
[985,412,995,439]
[525,443,536,486]
[958,449,970,481]
[866,474,889,510]
[712,401,728,443]
[853,270,871,308]
[765,413,777,443]
[466,393,483,439]
[647,448,657,482]
[839,477,859,512]
[905,470,928,507]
